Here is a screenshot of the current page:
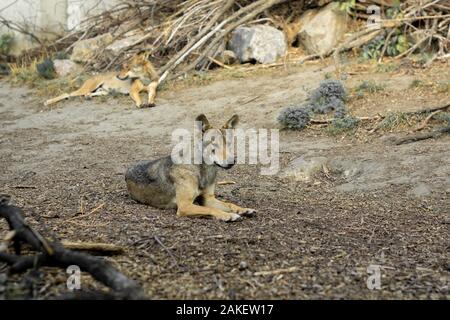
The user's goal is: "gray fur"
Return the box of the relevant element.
[125,155,220,209]
[199,164,218,190]
[125,156,177,208]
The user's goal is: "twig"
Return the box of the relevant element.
[413,110,442,132]
[217,180,236,185]
[154,235,178,267]
[394,125,450,145]
[310,116,379,124]
[207,56,233,69]
[411,101,450,115]
[67,203,105,221]
[381,14,450,23]
[9,185,37,189]
[0,198,144,299]
[378,28,396,63]
[61,241,124,255]
[254,266,299,276]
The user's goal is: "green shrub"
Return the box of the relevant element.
[0,34,14,56]
[327,117,360,135]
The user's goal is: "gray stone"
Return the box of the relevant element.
[221,50,238,65]
[297,2,348,55]
[70,33,114,63]
[279,156,328,182]
[408,183,432,197]
[53,59,82,77]
[106,33,143,55]
[228,25,287,64]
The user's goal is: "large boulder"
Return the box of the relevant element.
[70,33,114,63]
[220,50,238,65]
[297,2,347,55]
[53,59,82,77]
[228,25,287,64]
[105,33,143,55]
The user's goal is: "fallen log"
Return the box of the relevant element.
[394,125,450,145]
[0,197,144,299]
[61,241,124,255]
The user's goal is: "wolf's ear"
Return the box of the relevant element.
[223,114,239,129]
[196,114,212,132]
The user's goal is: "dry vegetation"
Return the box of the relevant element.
[1,1,449,78]
[0,0,449,300]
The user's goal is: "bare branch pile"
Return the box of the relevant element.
[355,0,449,63]
[0,0,448,82]
[0,196,145,299]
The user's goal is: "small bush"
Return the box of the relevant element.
[378,112,409,130]
[328,116,360,135]
[36,58,56,79]
[9,60,40,85]
[410,79,424,88]
[277,106,311,130]
[0,63,10,76]
[361,30,409,60]
[278,80,349,130]
[309,79,347,105]
[0,34,14,56]
[310,97,347,118]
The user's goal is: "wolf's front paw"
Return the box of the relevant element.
[239,208,257,217]
[233,207,256,217]
[217,212,242,222]
[138,103,156,109]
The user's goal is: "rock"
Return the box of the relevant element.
[70,33,114,63]
[279,156,328,182]
[105,33,143,55]
[228,25,287,64]
[297,2,348,55]
[53,59,82,77]
[407,183,431,197]
[238,261,248,270]
[220,50,238,65]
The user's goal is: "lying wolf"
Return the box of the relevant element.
[44,53,159,108]
[125,114,256,222]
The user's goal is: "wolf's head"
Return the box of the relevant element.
[196,114,239,170]
[118,52,158,81]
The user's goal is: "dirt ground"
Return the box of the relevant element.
[0,59,449,299]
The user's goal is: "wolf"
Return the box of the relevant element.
[44,52,159,108]
[125,114,256,222]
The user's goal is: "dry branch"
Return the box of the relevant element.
[413,110,442,131]
[394,125,450,145]
[0,197,144,299]
[61,241,124,255]
[1,0,448,80]
[254,266,299,276]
